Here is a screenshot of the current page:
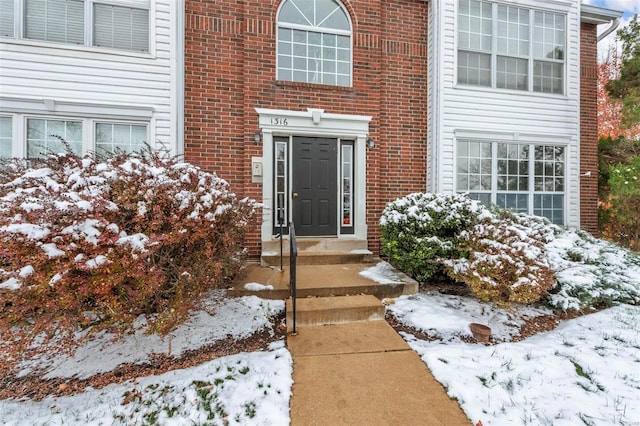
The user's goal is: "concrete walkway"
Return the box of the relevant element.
[233,262,471,424]
[287,320,472,425]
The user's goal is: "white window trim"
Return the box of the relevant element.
[275,0,354,87]
[455,0,568,96]
[0,111,151,158]
[2,0,154,57]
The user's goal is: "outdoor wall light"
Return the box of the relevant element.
[254,132,261,144]
[366,138,375,148]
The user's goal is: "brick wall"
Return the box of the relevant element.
[184,0,429,256]
[580,23,599,235]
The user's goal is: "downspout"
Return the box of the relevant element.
[598,17,620,42]
[175,1,185,157]
[431,0,440,193]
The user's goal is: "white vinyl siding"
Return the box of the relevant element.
[0,0,14,37]
[0,1,180,156]
[25,0,84,45]
[94,3,149,52]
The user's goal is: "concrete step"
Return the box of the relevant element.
[261,250,374,266]
[285,295,384,332]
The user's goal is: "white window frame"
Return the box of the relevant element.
[0,112,149,159]
[456,0,566,95]
[1,0,151,55]
[94,121,149,155]
[276,0,353,87]
[455,138,567,225]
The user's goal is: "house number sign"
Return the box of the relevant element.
[270,117,289,126]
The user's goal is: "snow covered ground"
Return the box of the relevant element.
[0,294,290,425]
[389,295,640,425]
[1,248,639,425]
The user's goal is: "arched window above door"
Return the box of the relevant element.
[277,0,352,87]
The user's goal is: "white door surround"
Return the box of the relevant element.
[255,107,371,245]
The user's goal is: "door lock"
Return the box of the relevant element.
[292,192,299,198]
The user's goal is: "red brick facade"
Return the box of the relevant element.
[184,0,428,256]
[580,22,599,235]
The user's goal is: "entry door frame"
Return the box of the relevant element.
[256,108,371,243]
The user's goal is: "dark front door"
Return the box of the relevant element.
[292,137,338,236]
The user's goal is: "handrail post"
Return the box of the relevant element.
[277,193,284,271]
[289,221,297,335]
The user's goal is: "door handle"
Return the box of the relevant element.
[292,192,299,198]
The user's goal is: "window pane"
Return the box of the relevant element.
[496,56,528,90]
[25,0,84,45]
[457,140,492,192]
[27,118,82,158]
[458,0,492,51]
[277,0,351,86]
[0,0,14,37]
[533,11,565,60]
[95,123,147,155]
[94,4,149,52]
[458,51,491,86]
[0,116,12,158]
[534,194,564,225]
[533,61,563,94]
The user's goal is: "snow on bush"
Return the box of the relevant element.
[380,193,640,309]
[380,192,492,282]
[445,217,556,304]
[0,148,258,353]
[546,228,640,310]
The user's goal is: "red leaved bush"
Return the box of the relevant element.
[0,147,258,354]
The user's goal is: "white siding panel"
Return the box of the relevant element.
[0,0,178,154]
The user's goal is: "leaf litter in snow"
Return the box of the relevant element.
[15,293,284,380]
[388,292,552,342]
[0,342,292,426]
[390,295,640,425]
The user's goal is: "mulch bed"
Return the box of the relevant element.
[0,312,286,401]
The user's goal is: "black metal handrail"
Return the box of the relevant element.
[289,220,298,335]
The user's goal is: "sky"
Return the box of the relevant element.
[585,0,639,56]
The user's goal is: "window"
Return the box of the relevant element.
[456,140,565,224]
[27,118,82,159]
[457,0,565,95]
[93,3,149,52]
[2,0,149,53]
[341,143,353,227]
[0,116,12,158]
[533,11,565,94]
[25,0,84,45]
[277,0,351,86]
[95,122,147,154]
[0,0,14,37]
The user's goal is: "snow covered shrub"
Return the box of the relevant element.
[444,218,556,304]
[380,193,492,282]
[545,228,640,311]
[0,148,258,350]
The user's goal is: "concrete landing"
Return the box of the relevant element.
[229,262,418,300]
[288,321,472,426]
